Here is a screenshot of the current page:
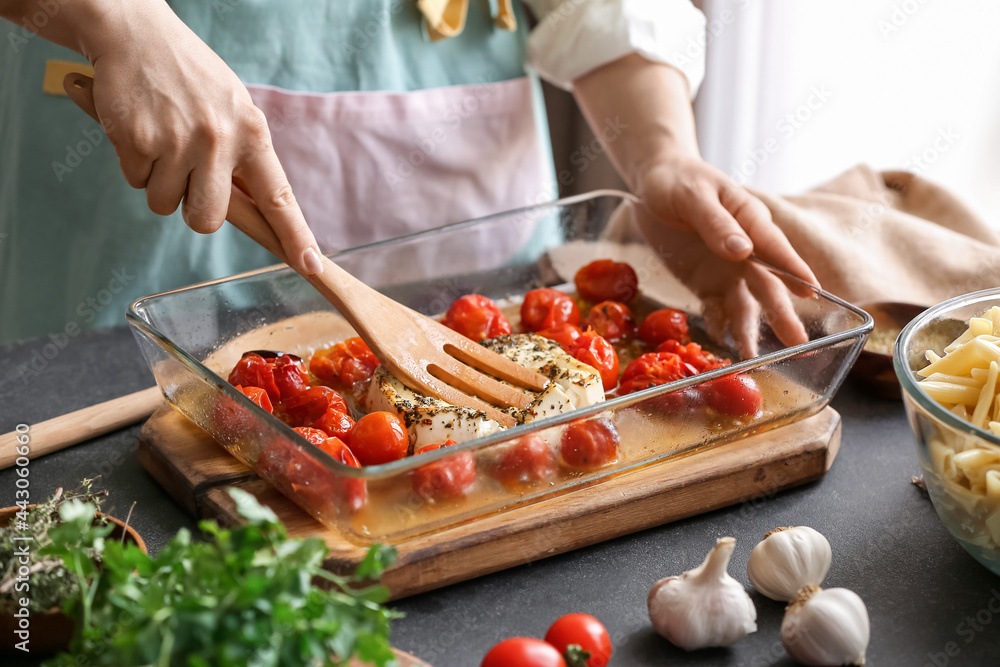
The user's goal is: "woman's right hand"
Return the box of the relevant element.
[76,1,324,274]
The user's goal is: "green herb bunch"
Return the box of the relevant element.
[0,478,110,613]
[42,488,400,667]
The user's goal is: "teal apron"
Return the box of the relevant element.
[0,1,554,342]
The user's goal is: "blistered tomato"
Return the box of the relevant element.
[638,308,690,346]
[310,337,380,391]
[412,440,476,500]
[560,418,619,470]
[569,332,619,391]
[583,301,637,343]
[574,259,639,303]
[521,289,581,332]
[442,294,512,341]
[349,411,409,465]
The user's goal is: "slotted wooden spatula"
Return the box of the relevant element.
[63,74,548,428]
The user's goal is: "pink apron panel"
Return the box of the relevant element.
[245,77,552,255]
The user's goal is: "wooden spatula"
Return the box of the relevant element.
[62,74,548,428]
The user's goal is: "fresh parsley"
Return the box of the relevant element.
[41,488,400,666]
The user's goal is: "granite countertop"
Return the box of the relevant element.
[1,326,998,666]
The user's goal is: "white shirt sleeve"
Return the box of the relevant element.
[523,0,707,96]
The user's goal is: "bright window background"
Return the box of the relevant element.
[695,0,1000,225]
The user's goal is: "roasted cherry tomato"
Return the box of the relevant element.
[568,332,619,391]
[545,614,613,667]
[315,436,367,510]
[228,353,281,403]
[481,637,567,667]
[412,440,476,500]
[235,385,273,413]
[348,411,409,465]
[638,308,690,347]
[490,435,559,488]
[271,354,310,400]
[574,259,639,303]
[583,301,637,343]
[618,352,695,396]
[560,418,619,470]
[310,407,355,442]
[442,294,513,341]
[292,426,329,446]
[212,386,272,435]
[281,386,349,426]
[705,374,763,418]
[655,339,730,373]
[310,337,380,391]
[538,323,582,351]
[521,288,581,332]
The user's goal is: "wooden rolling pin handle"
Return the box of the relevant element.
[0,387,165,471]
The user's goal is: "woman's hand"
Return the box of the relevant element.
[1,0,323,274]
[633,156,817,357]
[572,54,818,356]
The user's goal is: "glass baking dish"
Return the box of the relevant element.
[127,190,872,544]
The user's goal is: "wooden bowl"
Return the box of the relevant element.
[849,301,928,399]
[0,505,146,655]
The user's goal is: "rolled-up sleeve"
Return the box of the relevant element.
[524,0,707,96]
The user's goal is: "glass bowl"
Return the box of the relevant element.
[127,190,872,544]
[894,288,1000,576]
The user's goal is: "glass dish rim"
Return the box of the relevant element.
[894,287,1000,449]
[127,191,874,478]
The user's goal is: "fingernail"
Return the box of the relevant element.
[725,235,752,254]
[303,247,324,275]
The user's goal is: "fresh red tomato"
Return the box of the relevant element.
[348,411,409,465]
[310,407,355,442]
[544,614,613,667]
[583,301,637,343]
[574,259,639,303]
[655,339,730,373]
[569,332,619,391]
[637,308,690,347]
[538,323,583,351]
[481,638,567,667]
[271,354,310,400]
[618,352,695,396]
[310,337,381,391]
[442,294,513,341]
[521,289,581,332]
[228,353,281,403]
[490,435,559,488]
[281,386,349,426]
[560,418,619,470]
[292,426,329,446]
[412,440,476,500]
[705,374,763,418]
[235,385,273,413]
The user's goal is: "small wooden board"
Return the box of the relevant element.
[137,406,841,600]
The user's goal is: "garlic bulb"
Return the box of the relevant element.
[781,585,870,666]
[647,537,757,650]
[747,526,832,601]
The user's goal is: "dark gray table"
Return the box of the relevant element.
[2,326,999,666]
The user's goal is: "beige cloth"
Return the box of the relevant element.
[753,165,1000,307]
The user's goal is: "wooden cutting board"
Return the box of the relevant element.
[137,406,841,600]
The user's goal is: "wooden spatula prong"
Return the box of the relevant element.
[427,361,534,412]
[443,341,550,393]
[417,376,518,428]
